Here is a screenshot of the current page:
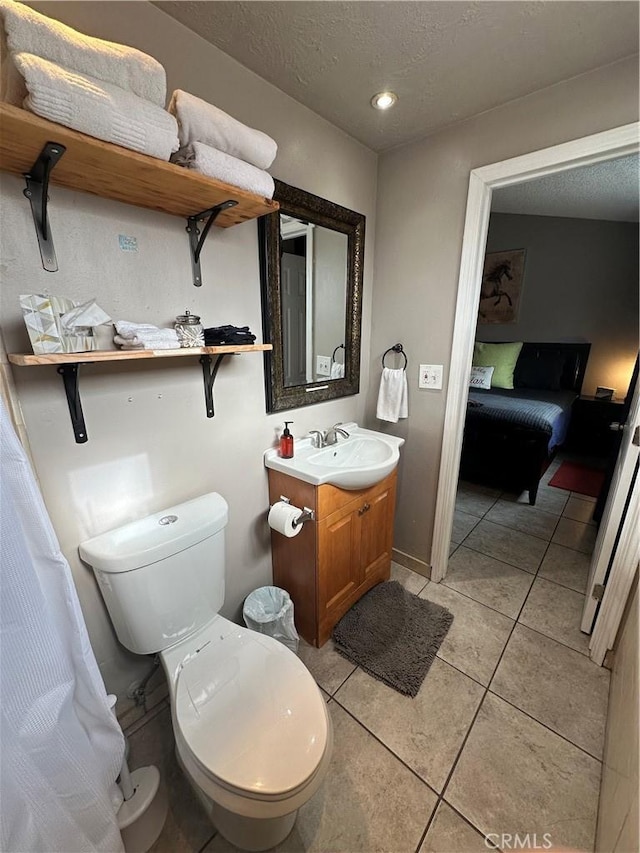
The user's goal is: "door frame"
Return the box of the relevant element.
[431,123,639,603]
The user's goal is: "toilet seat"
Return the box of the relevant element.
[167,617,329,803]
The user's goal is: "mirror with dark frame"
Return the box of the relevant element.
[258,180,365,413]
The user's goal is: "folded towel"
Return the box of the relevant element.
[330,362,345,380]
[114,321,179,349]
[172,142,274,198]
[169,89,277,169]
[13,53,179,161]
[114,333,179,350]
[376,367,408,423]
[115,321,172,339]
[0,0,166,106]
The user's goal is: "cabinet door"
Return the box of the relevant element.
[317,502,361,617]
[359,484,395,579]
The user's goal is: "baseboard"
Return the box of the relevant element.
[392,548,431,579]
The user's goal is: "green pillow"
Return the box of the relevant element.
[473,341,523,389]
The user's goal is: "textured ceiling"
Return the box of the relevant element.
[492,155,640,222]
[154,1,639,152]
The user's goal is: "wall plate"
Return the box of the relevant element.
[316,355,331,376]
[419,364,443,390]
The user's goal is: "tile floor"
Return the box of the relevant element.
[128,460,609,853]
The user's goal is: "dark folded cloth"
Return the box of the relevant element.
[204,325,257,346]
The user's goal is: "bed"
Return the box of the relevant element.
[461,342,591,505]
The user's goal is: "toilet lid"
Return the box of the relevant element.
[174,626,328,797]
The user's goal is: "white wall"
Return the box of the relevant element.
[481,213,639,397]
[369,56,639,566]
[1,1,377,708]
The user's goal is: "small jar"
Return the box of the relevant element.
[175,310,204,348]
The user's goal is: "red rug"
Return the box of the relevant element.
[549,461,606,497]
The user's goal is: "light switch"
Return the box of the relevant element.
[418,364,443,390]
[316,355,331,376]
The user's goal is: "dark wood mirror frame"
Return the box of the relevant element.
[258,180,366,413]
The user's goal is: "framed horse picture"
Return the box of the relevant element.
[478,248,526,324]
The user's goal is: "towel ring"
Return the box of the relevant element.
[331,343,345,363]
[382,343,407,370]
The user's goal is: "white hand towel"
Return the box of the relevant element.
[169,89,277,170]
[13,53,179,161]
[172,142,275,199]
[376,367,408,423]
[330,362,345,379]
[0,0,166,106]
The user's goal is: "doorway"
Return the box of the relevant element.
[431,122,639,663]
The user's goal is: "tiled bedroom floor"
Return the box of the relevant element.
[128,460,609,853]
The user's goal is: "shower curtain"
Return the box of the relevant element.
[0,400,125,852]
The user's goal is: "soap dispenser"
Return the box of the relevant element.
[279,422,294,458]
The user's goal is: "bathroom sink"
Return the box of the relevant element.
[264,424,404,490]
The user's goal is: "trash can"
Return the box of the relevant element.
[243,586,299,654]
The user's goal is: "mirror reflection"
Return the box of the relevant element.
[280,214,348,386]
[259,180,365,413]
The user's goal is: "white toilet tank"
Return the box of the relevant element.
[79,493,228,655]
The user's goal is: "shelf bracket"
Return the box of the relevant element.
[57,364,88,443]
[200,353,230,417]
[23,142,67,272]
[186,200,239,287]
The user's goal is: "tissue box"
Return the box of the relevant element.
[19,294,96,354]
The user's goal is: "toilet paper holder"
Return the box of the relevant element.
[275,495,315,528]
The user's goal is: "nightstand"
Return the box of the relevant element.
[567,396,626,457]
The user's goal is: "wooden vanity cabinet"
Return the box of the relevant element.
[267,469,397,647]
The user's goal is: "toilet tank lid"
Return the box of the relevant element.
[79,492,228,573]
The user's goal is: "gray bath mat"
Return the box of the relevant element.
[332,581,454,698]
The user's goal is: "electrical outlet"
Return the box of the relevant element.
[418,364,443,390]
[316,355,331,376]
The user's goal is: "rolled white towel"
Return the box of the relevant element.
[0,0,166,106]
[172,142,274,199]
[13,53,179,161]
[169,89,277,170]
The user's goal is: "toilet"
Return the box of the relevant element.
[79,493,332,852]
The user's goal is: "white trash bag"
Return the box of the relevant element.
[243,586,299,653]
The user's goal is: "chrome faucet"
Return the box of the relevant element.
[324,423,350,446]
[309,424,350,448]
[309,430,326,449]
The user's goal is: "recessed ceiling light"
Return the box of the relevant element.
[370,91,398,110]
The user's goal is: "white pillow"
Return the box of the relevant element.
[469,365,494,390]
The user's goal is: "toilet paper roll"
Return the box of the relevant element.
[268,501,304,538]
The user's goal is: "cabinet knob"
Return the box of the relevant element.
[358,503,371,516]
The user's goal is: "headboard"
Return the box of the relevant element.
[487,341,591,394]
[515,342,591,394]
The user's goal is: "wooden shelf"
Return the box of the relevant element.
[8,345,272,443]
[0,103,279,226]
[8,344,272,367]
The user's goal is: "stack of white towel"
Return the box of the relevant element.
[169,90,277,199]
[0,0,179,160]
[114,321,179,351]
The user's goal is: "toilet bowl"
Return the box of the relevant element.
[162,615,332,851]
[79,493,332,851]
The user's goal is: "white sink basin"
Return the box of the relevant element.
[264,423,404,490]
